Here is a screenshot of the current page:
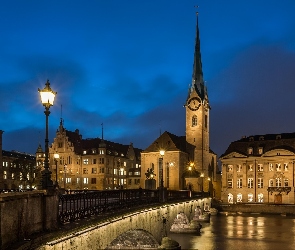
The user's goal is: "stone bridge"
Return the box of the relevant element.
[36,199,209,249]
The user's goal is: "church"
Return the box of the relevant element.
[141,14,219,197]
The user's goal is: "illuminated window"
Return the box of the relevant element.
[258,147,263,154]
[83,159,89,165]
[248,165,253,171]
[192,115,197,127]
[227,165,233,172]
[12,173,15,179]
[83,150,87,154]
[248,147,253,155]
[228,193,233,203]
[83,168,88,174]
[247,178,253,188]
[248,193,253,202]
[258,178,263,188]
[284,163,288,171]
[27,173,30,180]
[258,193,263,202]
[237,193,242,203]
[269,179,274,187]
[20,172,22,180]
[92,149,96,154]
[228,178,233,188]
[66,178,71,183]
[284,179,289,187]
[237,165,242,172]
[237,178,242,188]
[276,163,281,171]
[3,171,7,179]
[83,178,89,184]
[99,149,104,154]
[275,178,282,187]
[269,164,274,171]
[257,164,263,171]
[92,168,97,174]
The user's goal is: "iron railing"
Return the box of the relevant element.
[59,189,199,224]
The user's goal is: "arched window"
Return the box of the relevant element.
[258,193,263,202]
[192,115,197,127]
[248,193,253,202]
[237,193,242,203]
[228,193,233,203]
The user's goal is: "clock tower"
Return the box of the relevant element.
[185,13,210,174]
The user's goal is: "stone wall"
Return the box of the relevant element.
[218,203,295,214]
[0,190,59,249]
[37,198,211,250]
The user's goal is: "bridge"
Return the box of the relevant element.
[0,189,211,249]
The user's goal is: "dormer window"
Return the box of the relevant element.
[276,135,281,140]
[92,149,96,154]
[259,136,264,141]
[248,147,253,155]
[258,147,263,155]
[83,150,87,155]
[249,137,254,141]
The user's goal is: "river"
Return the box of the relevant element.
[167,213,295,250]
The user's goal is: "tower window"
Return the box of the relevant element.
[192,115,197,127]
[205,115,208,128]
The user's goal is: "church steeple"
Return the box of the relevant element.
[188,12,207,101]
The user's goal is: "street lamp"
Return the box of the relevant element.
[159,150,165,188]
[54,152,59,187]
[38,80,57,189]
[200,172,204,192]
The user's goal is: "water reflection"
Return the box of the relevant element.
[168,214,295,250]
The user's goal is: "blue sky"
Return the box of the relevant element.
[1,0,295,158]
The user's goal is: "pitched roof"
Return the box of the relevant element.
[65,129,142,159]
[143,131,187,153]
[220,132,295,158]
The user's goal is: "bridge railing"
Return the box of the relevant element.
[59,189,160,224]
[59,189,202,224]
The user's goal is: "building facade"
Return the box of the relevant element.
[220,133,295,204]
[37,120,142,190]
[141,14,219,196]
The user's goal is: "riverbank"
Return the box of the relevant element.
[215,202,295,215]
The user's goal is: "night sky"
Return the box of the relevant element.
[1,0,295,159]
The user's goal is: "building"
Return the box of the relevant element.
[0,130,39,190]
[141,14,219,196]
[220,133,295,204]
[37,120,142,190]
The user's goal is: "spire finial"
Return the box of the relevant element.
[60,104,63,126]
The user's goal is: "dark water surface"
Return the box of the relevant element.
[167,214,295,250]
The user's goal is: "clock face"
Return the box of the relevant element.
[188,97,201,111]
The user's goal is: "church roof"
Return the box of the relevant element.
[220,132,295,158]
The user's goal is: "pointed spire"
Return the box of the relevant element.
[99,123,106,148]
[190,10,206,100]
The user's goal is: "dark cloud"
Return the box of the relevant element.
[210,44,295,157]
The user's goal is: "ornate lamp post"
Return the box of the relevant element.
[54,152,59,187]
[38,80,57,189]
